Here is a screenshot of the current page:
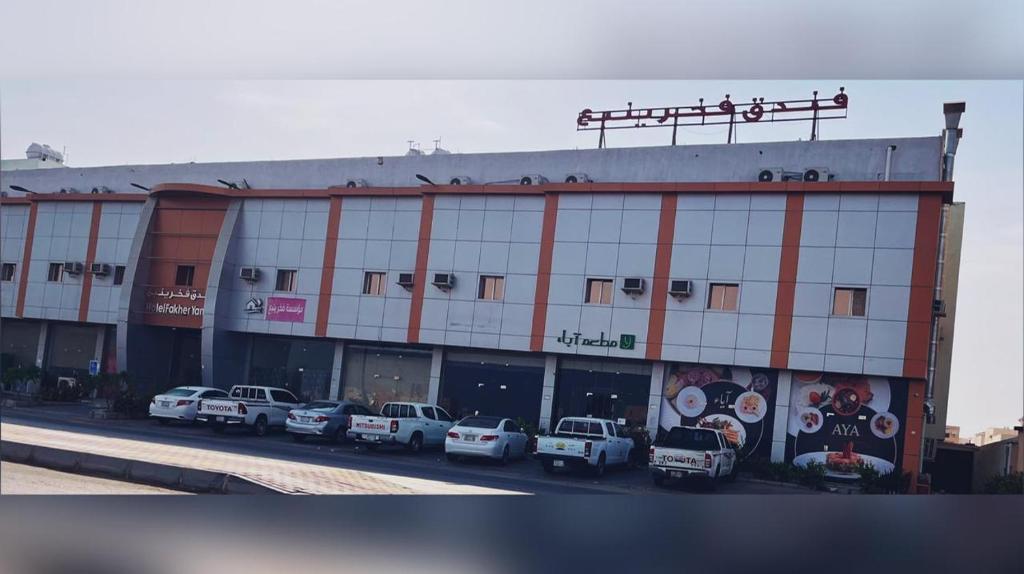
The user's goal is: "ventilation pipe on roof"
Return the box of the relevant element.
[941,102,965,181]
[883,145,896,181]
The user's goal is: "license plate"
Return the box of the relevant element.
[464,435,476,442]
[363,434,380,441]
[553,460,565,468]
[300,416,311,423]
[670,471,684,478]
[161,401,171,408]
[216,416,224,423]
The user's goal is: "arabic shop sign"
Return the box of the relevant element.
[556,330,636,351]
[144,287,206,317]
[266,296,306,322]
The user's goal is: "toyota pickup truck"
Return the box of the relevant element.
[535,417,634,477]
[195,385,300,436]
[347,402,455,453]
[649,426,738,487]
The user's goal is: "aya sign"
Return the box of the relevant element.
[266,297,306,322]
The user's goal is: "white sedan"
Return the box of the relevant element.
[445,416,529,464]
[149,386,229,424]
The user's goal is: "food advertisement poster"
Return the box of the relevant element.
[659,364,777,462]
[786,372,908,478]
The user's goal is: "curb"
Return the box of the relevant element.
[736,474,818,491]
[0,439,285,494]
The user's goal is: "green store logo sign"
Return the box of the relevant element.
[556,330,636,351]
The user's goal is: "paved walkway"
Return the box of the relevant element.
[1,422,522,495]
[1,461,184,495]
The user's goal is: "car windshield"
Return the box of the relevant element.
[664,428,720,450]
[457,416,502,429]
[303,401,339,412]
[164,388,196,397]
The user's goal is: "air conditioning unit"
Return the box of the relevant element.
[90,186,113,194]
[396,272,415,289]
[802,167,832,182]
[89,263,111,276]
[448,176,472,185]
[668,279,693,298]
[932,299,946,317]
[519,174,548,186]
[345,179,368,188]
[621,277,645,295]
[564,173,592,183]
[432,272,455,290]
[240,267,261,282]
[757,168,783,182]
[63,261,84,275]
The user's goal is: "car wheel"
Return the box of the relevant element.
[593,453,607,477]
[625,450,637,469]
[541,460,555,474]
[407,432,423,453]
[291,433,306,443]
[334,427,347,444]
[726,464,738,483]
[156,418,169,426]
[253,415,268,437]
[652,475,666,487]
[500,445,510,466]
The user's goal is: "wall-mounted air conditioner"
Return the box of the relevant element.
[240,267,261,282]
[432,273,455,290]
[63,261,84,275]
[802,167,832,182]
[668,279,693,298]
[621,277,645,295]
[448,176,472,185]
[89,263,111,276]
[564,173,592,183]
[519,174,548,186]
[396,273,415,289]
[345,179,368,188]
[757,168,783,182]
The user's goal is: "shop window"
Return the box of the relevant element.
[362,271,386,296]
[113,265,126,285]
[341,345,431,411]
[1,263,15,281]
[175,265,195,286]
[276,269,298,292]
[585,278,613,305]
[47,263,64,282]
[248,336,335,402]
[478,275,504,300]
[552,365,651,428]
[439,359,544,427]
[707,283,739,311]
[833,287,867,317]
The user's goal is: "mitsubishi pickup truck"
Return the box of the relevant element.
[534,417,635,477]
[649,426,738,487]
[346,402,455,453]
[195,385,300,436]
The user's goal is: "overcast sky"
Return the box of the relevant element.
[1,79,1020,436]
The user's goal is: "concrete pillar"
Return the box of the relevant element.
[93,325,106,366]
[426,347,444,404]
[646,362,666,438]
[771,370,793,462]
[34,321,49,369]
[328,340,345,400]
[537,355,558,432]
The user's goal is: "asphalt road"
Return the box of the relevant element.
[1,461,184,494]
[0,405,811,495]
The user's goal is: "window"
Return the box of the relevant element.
[478,275,505,300]
[255,388,267,401]
[434,407,453,422]
[605,422,616,436]
[201,390,228,398]
[47,263,64,282]
[362,271,386,296]
[175,265,195,286]
[503,420,518,433]
[230,387,242,398]
[585,278,613,305]
[113,265,125,285]
[1,263,15,282]
[275,269,297,292]
[270,389,297,403]
[833,287,867,317]
[421,406,436,420]
[707,283,739,311]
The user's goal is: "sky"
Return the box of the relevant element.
[1,79,1021,436]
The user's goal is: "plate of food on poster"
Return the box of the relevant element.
[659,364,777,461]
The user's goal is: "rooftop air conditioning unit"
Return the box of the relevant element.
[90,186,113,194]
[621,277,645,295]
[64,261,84,275]
[519,174,548,186]
[757,168,783,182]
[668,279,693,298]
[564,173,592,183]
[396,272,415,289]
[449,176,472,185]
[89,263,111,276]
[802,167,832,182]
[345,179,368,188]
[432,272,455,290]
[240,267,261,282]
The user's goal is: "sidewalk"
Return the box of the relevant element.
[0,422,523,495]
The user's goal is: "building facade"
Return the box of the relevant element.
[1,127,964,486]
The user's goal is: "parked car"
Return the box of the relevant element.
[195,385,300,436]
[347,402,455,453]
[649,426,738,488]
[149,386,229,424]
[535,417,635,477]
[445,416,529,464]
[286,400,373,443]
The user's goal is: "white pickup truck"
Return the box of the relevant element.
[347,402,455,453]
[535,417,635,477]
[195,385,300,436]
[649,426,738,487]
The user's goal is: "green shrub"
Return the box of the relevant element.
[982,472,1023,494]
